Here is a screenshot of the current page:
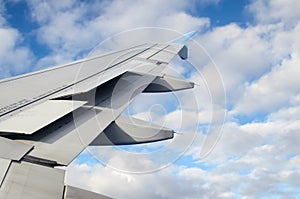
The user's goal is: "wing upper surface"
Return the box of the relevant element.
[0,43,153,119]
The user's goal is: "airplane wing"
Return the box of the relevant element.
[0,35,194,198]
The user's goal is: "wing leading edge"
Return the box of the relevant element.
[0,36,194,198]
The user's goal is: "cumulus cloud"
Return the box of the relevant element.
[248,0,300,26]
[196,23,273,106]
[26,0,209,70]
[233,53,300,115]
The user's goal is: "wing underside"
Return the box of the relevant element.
[0,42,193,198]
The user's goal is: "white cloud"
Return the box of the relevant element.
[18,0,210,71]
[0,2,33,78]
[66,160,247,199]
[268,105,300,121]
[26,0,209,63]
[196,23,273,106]
[233,53,300,115]
[159,12,210,32]
[272,22,300,59]
[248,0,300,26]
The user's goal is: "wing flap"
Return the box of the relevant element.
[90,114,174,146]
[0,100,87,134]
[0,137,33,160]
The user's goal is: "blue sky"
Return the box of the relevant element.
[194,0,252,27]
[3,1,48,58]
[1,0,300,198]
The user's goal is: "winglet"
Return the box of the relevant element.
[169,30,198,45]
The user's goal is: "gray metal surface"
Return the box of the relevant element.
[0,158,10,187]
[0,100,86,134]
[178,45,188,59]
[64,185,112,199]
[0,43,153,121]
[136,44,168,59]
[90,114,174,145]
[51,59,146,99]
[0,161,65,199]
[0,136,33,160]
[22,44,184,165]
[27,70,158,165]
[144,74,194,92]
[148,44,183,63]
